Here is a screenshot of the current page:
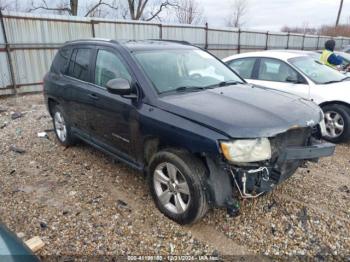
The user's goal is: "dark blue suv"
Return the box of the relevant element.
[44,39,335,224]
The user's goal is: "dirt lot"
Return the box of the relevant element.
[0,94,349,260]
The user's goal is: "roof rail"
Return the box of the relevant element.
[64,38,116,44]
[149,39,191,45]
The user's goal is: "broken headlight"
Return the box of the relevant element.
[220,138,272,164]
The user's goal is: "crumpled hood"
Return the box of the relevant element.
[157,84,322,138]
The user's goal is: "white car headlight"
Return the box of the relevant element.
[220,138,272,164]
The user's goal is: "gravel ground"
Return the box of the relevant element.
[0,94,349,260]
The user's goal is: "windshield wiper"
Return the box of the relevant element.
[161,81,243,94]
[341,76,350,82]
[218,80,242,86]
[205,80,243,89]
[175,86,205,92]
[323,80,342,84]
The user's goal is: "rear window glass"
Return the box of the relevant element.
[66,48,92,82]
[51,47,71,74]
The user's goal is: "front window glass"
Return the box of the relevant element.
[258,58,299,82]
[95,50,132,87]
[133,49,243,94]
[227,58,256,79]
[289,56,345,84]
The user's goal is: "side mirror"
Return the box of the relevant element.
[285,76,298,83]
[286,75,305,84]
[106,78,131,95]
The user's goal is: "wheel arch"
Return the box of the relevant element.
[319,100,350,112]
[320,100,350,143]
[142,136,207,168]
[143,139,235,209]
[47,97,59,117]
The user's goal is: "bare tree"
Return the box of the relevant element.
[1,0,23,11]
[126,0,178,21]
[281,24,317,35]
[0,0,10,11]
[174,0,204,24]
[84,0,120,17]
[336,0,344,26]
[29,0,78,15]
[226,0,248,28]
[28,0,119,17]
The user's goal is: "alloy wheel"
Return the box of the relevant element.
[153,162,191,214]
[324,111,345,139]
[54,111,67,142]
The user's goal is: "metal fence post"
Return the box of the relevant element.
[159,23,162,39]
[316,35,320,49]
[237,28,241,54]
[0,10,17,95]
[204,22,208,50]
[301,34,305,50]
[286,32,290,49]
[91,20,96,37]
[265,31,269,50]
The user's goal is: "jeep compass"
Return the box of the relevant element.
[44,39,335,224]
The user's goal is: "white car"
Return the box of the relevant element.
[223,50,350,143]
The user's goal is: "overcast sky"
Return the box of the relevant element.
[10,0,350,32]
[202,0,350,31]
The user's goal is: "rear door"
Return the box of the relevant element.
[46,46,72,111]
[249,57,310,99]
[64,47,95,136]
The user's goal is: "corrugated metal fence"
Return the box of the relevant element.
[1,11,350,96]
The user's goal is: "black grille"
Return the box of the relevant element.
[271,127,311,157]
[270,127,312,182]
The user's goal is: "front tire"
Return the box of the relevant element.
[148,149,209,225]
[52,105,77,146]
[322,104,350,143]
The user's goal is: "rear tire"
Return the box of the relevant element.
[148,149,209,225]
[52,105,77,146]
[322,104,350,143]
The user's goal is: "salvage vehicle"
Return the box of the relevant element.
[224,50,350,143]
[44,39,335,224]
[0,223,39,262]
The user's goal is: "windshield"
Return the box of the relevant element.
[289,56,345,84]
[133,49,243,94]
[336,52,350,64]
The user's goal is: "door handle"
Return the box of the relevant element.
[88,93,99,100]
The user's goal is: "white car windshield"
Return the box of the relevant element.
[289,56,346,84]
[133,49,243,94]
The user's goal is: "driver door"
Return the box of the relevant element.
[249,58,310,99]
[87,47,135,157]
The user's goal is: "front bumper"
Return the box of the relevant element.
[277,140,335,162]
[230,140,335,197]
